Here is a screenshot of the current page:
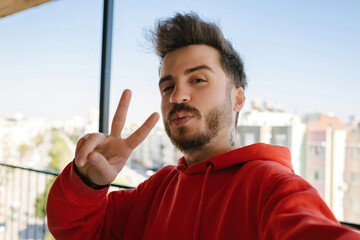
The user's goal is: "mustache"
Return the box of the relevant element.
[167,103,202,122]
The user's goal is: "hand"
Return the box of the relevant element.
[74,89,160,186]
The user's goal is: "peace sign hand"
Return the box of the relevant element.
[74,89,160,186]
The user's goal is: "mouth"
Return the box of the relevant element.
[170,112,194,126]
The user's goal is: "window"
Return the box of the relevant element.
[351,147,358,160]
[309,142,326,157]
[309,169,324,182]
[244,133,256,146]
[350,198,360,213]
[1,0,359,227]
[272,133,287,146]
[0,2,102,238]
[351,173,360,186]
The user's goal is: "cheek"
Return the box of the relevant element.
[160,100,170,118]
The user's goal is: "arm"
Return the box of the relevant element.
[46,89,159,239]
[258,165,360,240]
[46,162,109,239]
[46,161,142,239]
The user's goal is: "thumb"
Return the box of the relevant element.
[88,151,117,185]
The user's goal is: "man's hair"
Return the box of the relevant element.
[149,12,247,90]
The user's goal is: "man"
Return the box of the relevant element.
[46,13,360,239]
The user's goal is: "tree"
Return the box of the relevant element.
[17,143,29,158]
[48,130,71,171]
[34,133,44,147]
[34,129,71,222]
[34,176,55,218]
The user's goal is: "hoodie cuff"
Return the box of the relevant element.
[64,161,110,200]
[72,161,109,190]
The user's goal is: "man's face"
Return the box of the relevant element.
[159,44,234,153]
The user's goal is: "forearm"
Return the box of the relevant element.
[46,161,110,240]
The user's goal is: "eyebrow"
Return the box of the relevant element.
[159,65,214,86]
[184,65,214,75]
[159,75,173,86]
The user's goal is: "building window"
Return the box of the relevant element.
[351,147,358,160]
[272,133,287,146]
[244,133,256,146]
[309,169,324,182]
[350,197,360,213]
[351,172,360,186]
[309,142,326,157]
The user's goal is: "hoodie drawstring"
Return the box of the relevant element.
[193,162,214,240]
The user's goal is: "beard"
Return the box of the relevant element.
[164,98,232,153]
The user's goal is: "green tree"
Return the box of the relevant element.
[34,129,72,223]
[34,133,44,147]
[69,128,81,144]
[17,143,29,158]
[48,130,71,171]
[34,176,55,218]
[44,231,55,240]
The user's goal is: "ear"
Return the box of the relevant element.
[233,87,245,112]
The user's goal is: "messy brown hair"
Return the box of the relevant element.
[149,12,247,90]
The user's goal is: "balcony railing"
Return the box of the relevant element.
[0,162,130,240]
[0,162,358,240]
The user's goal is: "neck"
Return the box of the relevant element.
[184,127,240,166]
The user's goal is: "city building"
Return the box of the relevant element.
[237,101,306,176]
[344,117,360,222]
[304,113,347,220]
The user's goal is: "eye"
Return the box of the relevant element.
[193,79,205,83]
[191,78,207,87]
[162,85,174,95]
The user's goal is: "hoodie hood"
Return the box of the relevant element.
[176,143,292,175]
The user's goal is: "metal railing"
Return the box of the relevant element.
[0,162,359,240]
[0,162,130,240]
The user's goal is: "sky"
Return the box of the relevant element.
[0,0,359,126]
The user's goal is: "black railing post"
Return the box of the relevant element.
[99,0,114,134]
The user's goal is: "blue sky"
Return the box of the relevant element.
[0,0,359,125]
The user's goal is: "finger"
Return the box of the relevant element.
[75,138,86,157]
[126,112,160,150]
[81,133,90,140]
[110,89,132,137]
[76,133,106,157]
[88,152,117,185]
[75,133,106,167]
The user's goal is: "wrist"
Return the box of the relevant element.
[73,161,109,190]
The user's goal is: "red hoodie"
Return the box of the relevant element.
[46,143,360,239]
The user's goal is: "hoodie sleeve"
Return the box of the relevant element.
[257,162,360,240]
[46,161,139,240]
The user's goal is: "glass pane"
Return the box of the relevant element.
[0,0,102,238]
[111,1,359,223]
[0,1,358,233]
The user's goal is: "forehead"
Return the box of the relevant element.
[160,44,223,77]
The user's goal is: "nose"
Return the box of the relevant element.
[170,85,191,104]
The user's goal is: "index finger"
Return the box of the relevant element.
[110,89,132,137]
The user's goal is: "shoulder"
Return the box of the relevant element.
[234,160,312,195]
[242,159,294,178]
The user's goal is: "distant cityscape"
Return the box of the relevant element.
[0,100,359,224]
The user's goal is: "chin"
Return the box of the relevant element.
[172,125,198,137]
